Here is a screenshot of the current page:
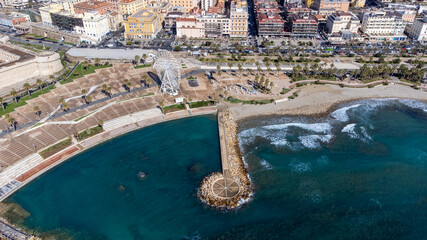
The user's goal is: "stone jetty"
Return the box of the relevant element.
[198,111,252,210]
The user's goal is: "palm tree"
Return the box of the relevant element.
[82,61,89,70]
[124,79,132,92]
[33,105,41,119]
[36,79,43,90]
[134,55,140,65]
[49,75,55,84]
[274,62,280,77]
[265,61,271,70]
[257,66,262,75]
[238,63,243,79]
[0,97,4,111]
[10,89,18,103]
[81,89,87,96]
[94,58,100,66]
[85,95,92,105]
[59,97,65,104]
[5,114,16,131]
[142,54,147,63]
[228,62,233,78]
[98,119,104,127]
[106,86,112,97]
[23,82,31,96]
[216,65,221,83]
[62,101,69,112]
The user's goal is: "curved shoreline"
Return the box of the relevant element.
[230,84,427,123]
[0,107,218,202]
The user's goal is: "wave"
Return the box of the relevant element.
[298,134,332,149]
[289,159,311,173]
[330,104,361,122]
[398,99,427,112]
[316,155,330,166]
[260,159,273,170]
[341,123,358,138]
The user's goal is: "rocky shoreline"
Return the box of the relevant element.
[198,111,252,210]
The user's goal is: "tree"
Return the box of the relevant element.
[49,74,56,84]
[36,79,43,90]
[5,114,16,131]
[216,65,221,83]
[98,119,104,127]
[10,89,18,103]
[124,79,132,92]
[81,89,87,96]
[82,61,89,70]
[228,62,233,78]
[33,105,41,119]
[142,54,147,63]
[238,63,243,79]
[0,97,4,111]
[59,97,65,104]
[23,82,31,96]
[62,101,69,112]
[134,55,140,65]
[94,58,100,66]
[274,62,280,77]
[85,95,92,105]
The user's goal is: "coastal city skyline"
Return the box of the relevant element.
[0,0,426,238]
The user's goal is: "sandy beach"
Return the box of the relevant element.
[229,84,427,121]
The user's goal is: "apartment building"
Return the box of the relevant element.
[257,13,284,36]
[169,0,200,12]
[394,10,416,23]
[176,17,205,38]
[0,12,31,29]
[81,11,110,44]
[119,0,146,19]
[74,0,115,15]
[326,12,360,34]
[351,0,365,8]
[164,7,185,33]
[201,0,215,11]
[311,0,350,13]
[107,11,123,31]
[406,16,427,41]
[290,14,318,37]
[124,9,162,39]
[57,0,88,14]
[284,3,311,20]
[256,0,285,37]
[229,0,248,38]
[360,11,407,41]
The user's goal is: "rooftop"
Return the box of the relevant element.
[74,0,113,9]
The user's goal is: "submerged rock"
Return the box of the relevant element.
[138,171,147,180]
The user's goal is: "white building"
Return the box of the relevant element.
[81,12,110,44]
[176,17,205,38]
[201,0,214,11]
[360,11,407,41]
[406,16,427,42]
[326,12,360,34]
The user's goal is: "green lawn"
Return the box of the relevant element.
[78,126,103,140]
[134,64,152,69]
[0,85,56,118]
[189,100,215,109]
[162,104,186,113]
[61,64,112,84]
[40,138,72,159]
[225,97,274,105]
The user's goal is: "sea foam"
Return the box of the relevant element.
[330,104,361,122]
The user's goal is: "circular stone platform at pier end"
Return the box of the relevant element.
[211,177,240,199]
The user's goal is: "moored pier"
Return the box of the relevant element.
[198,111,252,209]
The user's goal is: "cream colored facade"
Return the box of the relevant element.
[124,9,162,39]
[57,0,87,14]
[39,4,63,27]
[176,17,205,38]
[170,0,200,12]
[229,0,248,38]
[119,0,146,19]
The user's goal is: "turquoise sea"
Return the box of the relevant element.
[7,99,427,239]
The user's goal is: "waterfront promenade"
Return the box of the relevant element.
[0,106,217,202]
